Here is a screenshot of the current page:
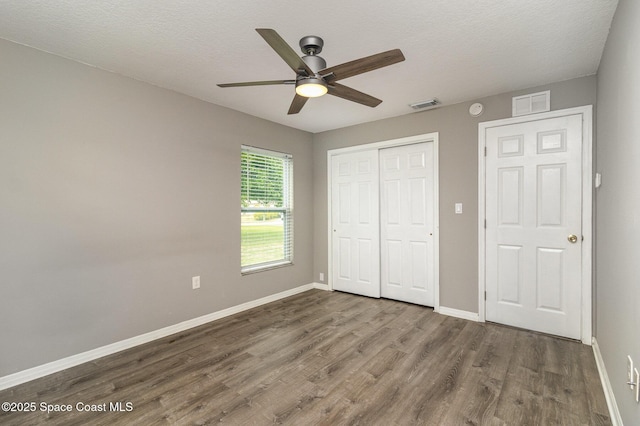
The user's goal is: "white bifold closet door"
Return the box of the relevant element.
[331,149,380,298]
[380,143,435,306]
[331,143,435,307]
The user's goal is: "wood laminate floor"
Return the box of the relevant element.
[0,290,610,425]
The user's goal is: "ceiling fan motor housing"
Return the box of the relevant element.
[302,54,326,74]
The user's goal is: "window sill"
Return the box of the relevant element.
[241,261,293,275]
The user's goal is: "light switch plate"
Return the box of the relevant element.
[455,203,463,214]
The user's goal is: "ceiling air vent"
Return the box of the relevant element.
[409,98,439,110]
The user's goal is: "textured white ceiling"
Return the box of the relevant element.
[0,0,618,133]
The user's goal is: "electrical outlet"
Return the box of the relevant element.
[192,276,200,290]
[629,356,635,390]
[635,368,640,402]
[319,273,324,282]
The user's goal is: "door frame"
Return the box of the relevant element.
[477,106,593,344]
[328,132,440,312]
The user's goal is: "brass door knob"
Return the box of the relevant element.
[568,234,578,243]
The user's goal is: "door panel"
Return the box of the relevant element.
[338,237,351,279]
[331,150,380,298]
[485,114,582,339]
[387,240,403,286]
[410,241,428,289]
[497,244,522,305]
[380,142,435,306]
[537,164,565,226]
[498,167,523,225]
[536,247,563,311]
[384,180,401,224]
[409,178,426,224]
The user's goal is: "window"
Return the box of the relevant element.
[241,146,293,273]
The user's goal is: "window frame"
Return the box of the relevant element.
[240,145,294,274]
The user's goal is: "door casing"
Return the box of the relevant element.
[478,106,593,344]
[327,132,440,312]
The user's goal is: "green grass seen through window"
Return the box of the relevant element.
[241,223,284,267]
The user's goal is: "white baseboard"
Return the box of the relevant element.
[312,282,330,291]
[0,283,318,391]
[592,337,623,426]
[438,306,480,322]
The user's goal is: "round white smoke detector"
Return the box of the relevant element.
[469,102,484,117]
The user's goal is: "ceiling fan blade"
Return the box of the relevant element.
[218,80,295,88]
[327,82,382,107]
[256,28,314,76]
[320,49,405,82]
[287,94,309,115]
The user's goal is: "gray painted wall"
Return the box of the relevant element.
[312,76,597,313]
[595,0,640,423]
[0,39,314,376]
[0,30,612,394]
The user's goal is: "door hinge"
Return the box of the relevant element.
[484,291,487,301]
[484,147,487,157]
[484,219,486,229]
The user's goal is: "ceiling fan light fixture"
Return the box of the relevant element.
[295,77,328,98]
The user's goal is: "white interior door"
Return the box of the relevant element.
[485,114,583,339]
[380,143,435,306]
[331,150,380,298]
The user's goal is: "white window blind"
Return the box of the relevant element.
[241,146,293,273]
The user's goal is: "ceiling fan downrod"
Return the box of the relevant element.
[299,35,326,73]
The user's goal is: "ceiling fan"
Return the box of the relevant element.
[218,28,405,115]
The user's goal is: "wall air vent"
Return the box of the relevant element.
[512,90,550,117]
[409,98,439,110]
